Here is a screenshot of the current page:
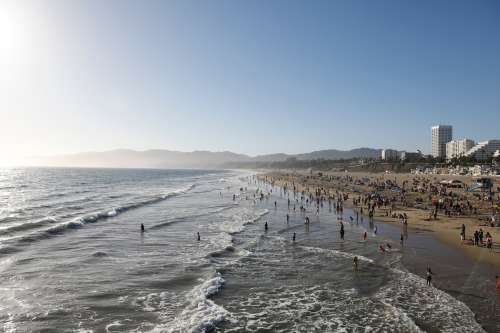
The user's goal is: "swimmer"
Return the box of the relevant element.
[386,243,392,249]
[379,244,386,252]
[141,223,145,232]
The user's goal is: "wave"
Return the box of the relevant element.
[377,269,486,332]
[152,272,229,333]
[0,216,57,235]
[217,209,269,235]
[299,245,374,264]
[3,184,196,245]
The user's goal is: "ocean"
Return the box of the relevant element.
[0,168,492,332]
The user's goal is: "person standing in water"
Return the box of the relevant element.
[353,256,359,270]
[400,233,404,246]
[265,221,268,232]
[293,232,296,242]
[141,224,145,232]
[363,231,367,241]
[286,214,290,224]
[426,266,434,286]
[197,232,200,241]
[340,222,345,240]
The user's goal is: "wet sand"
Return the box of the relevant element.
[259,170,500,268]
[257,171,500,332]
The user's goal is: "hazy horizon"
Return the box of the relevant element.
[2,0,500,166]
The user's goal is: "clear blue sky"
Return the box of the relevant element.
[1,0,499,162]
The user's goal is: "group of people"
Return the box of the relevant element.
[461,223,495,250]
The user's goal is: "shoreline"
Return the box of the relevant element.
[252,170,499,331]
[257,170,500,269]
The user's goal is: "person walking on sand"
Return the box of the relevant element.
[363,231,367,241]
[426,266,434,286]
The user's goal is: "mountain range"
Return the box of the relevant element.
[28,148,382,169]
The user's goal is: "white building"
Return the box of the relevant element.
[465,140,500,161]
[431,125,452,158]
[381,149,399,160]
[445,139,475,160]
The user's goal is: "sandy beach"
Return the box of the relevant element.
[258,170,500,268]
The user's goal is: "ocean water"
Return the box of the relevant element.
[0,168,488,332]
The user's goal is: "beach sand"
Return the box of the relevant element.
[258,170,500,268]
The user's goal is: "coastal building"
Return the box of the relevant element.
[431,125,452,158]
[493,150,500,158]
[381,149,399,160]
[445,139,475,160]
[400,151,422,161]
[465,140,500,161]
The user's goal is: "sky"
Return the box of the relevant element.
[1,0,499,164]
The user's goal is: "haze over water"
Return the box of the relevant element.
[0,168,492,332]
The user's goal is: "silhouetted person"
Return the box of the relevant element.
[141,224,145,232]
[265,221,268,232]
[293,232,296,242]
[426,266,434,286]
[197,232,200,241]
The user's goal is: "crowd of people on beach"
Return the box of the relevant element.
[253,172,500,291]
[136,171,499,293]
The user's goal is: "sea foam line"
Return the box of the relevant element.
[3,184,196,245]
[153,272,230,333]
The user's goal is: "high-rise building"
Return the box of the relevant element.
[445,139,475,160]
[381,149,399,160]
[431,125,452,158]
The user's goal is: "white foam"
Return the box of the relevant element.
[377,269,486,332]
[300,245,374,263]
[105,320,123,332]
[152,272,229,333]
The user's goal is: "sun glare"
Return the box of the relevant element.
[0,5,28,57]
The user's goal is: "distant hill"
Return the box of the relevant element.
[293,148,381,161]
[30,149,251,169]
[29,148,382,169]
